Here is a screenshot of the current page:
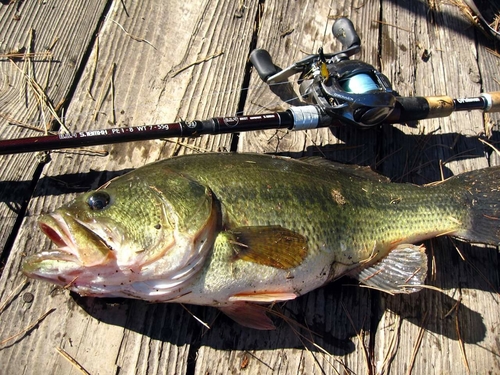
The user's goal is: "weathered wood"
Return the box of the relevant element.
[374,1,499,374]
[239,0,383,166]
[0,0,499,374]
[1,0,261,374]
[0,0,110,256]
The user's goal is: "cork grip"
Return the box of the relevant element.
[483,92,500,112]
[425,96,454,118]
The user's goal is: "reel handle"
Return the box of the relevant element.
[332,17,361,49]
[249,49,280,82]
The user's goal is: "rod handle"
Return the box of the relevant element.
[481,91,500,112]
[386,96,454,123]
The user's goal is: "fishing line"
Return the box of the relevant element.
[0,80,289,130]
[1,17,499,155]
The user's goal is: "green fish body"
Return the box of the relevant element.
[23,153,500,329]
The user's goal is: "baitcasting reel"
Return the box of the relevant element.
[249,17,396,128]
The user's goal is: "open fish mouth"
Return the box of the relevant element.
[38,215,81,260]
[22,213,112,280]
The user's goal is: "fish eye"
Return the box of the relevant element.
[87,191,111,211]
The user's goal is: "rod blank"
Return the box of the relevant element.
[1,93,499,155]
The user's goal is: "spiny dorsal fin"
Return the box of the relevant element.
[227,226,308,269]
[299,157,390,182]
[356,244,428,294]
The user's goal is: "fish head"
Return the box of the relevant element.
[22,167,218,299]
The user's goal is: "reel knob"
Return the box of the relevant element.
[332,17,361,50]
[249,49,280,82]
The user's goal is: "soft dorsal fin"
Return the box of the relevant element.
[226,226,308,269]
[300,157,390,182]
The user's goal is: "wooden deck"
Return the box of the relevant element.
[0,0,499,374]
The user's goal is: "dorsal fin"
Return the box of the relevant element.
[299,157,390,182]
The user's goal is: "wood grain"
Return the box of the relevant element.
[0,0,499,374]
[0,0,110,257]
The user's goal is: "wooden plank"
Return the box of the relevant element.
[236,1,382,373]
[0,1,259,374]
[239,0,499,374]
[240,0,383,166]
[0,0,109,257]
[0,0,498,374]
[374,1,500,374]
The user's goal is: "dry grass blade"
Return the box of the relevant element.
[9,59,69,134]
[242,350,274,371]
[453,300,470,374]
[486,47,500,59]
[0,308,56,347]
[92,63,115,121]
[56,347,91,375]
[478,138,500,157]
[171,51,224,77]
[400,284,444,293]
[285,319,329,375]
[108,18,156,49]
[448,238,500,298]
[87,36,99,99]
[163,139,217,153]
[371,19,412,32]
[266,305,353,374]
[0,51,53,61]
[0,112,42,129]
[180,303,210,330]
[0,279,29,316]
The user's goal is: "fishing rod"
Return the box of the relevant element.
[1,17,499,156]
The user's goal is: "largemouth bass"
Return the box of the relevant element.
[23,153,500,329]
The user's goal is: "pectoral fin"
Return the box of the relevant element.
[356,244,428,294]
[227,226,308,269]
[218,302,276,330]
[229,291,297,303]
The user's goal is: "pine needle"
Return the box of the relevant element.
[371,19,412,32]
[379,314,401,375]
[56,347,91,375]
[341,302,372,375]
[478,137,500,157]
[455,310,470,374]
[0,308,55,347]
[92,63,115,121]
[9,59,69,134]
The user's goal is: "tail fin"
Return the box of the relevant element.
[444,166,500,246]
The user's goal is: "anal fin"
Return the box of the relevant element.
[218,302,276,330]
[356,244,428,294]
